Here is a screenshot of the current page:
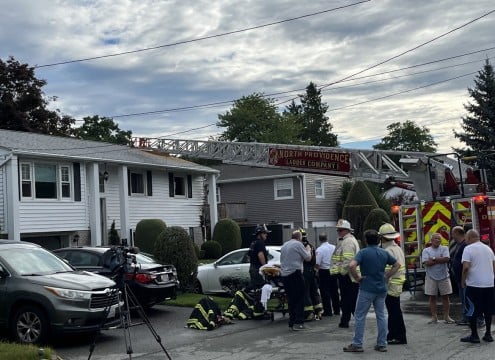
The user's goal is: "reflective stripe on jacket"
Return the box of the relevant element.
[382,241,406,297]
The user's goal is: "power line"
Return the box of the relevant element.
[33,1,371,69]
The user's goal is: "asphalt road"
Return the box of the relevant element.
[53,292,494,360]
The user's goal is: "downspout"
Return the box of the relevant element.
[299,174,308,229]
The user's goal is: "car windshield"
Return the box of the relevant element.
[1,247,73,275]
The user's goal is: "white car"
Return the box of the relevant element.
[195,246,281,294]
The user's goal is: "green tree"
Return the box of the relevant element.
[212,218,242,256]
[75,115,132,145]
[454,59,495,186]
[0,56,75,135]
[373,120,437,152]
[297,82,338,147]
[217,93,300,144]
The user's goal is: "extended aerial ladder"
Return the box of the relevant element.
[132,137,465,184]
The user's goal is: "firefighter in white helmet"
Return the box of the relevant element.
[330,219,360,328]
[379,223,407,345]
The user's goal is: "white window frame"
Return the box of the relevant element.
[19,161,73,201]
[130,171,145,195]
[274,178,294,200]
[315,179,325,199]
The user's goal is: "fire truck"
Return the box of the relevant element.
[133,137,493,289]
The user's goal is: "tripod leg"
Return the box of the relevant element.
[124,284,172,360]
[120,285,134,359]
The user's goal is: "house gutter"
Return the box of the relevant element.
[217,173,300,184]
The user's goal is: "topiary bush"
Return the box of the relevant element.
[212,218,242,256]
[342,181,379,243]
[134,219,167,254]
[154,226,198,290]
[108,220,120,245]
[201,240,222,259]
[363,208,391,246]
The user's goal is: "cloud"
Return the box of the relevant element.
[2,0,494,154]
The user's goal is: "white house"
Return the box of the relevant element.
[0,129,218,249]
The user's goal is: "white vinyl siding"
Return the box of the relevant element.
[274,178,293,200]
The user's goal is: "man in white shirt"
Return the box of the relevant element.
[460,229,495,343]
[315,233,338,317]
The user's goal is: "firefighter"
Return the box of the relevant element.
[299,228,323,320]
[248,224,271,290]
[331,219,360,328]
[379,223,407,345]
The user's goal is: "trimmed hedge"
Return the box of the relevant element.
[201,240,222,259]
[363,208,391,246]
[212,218,242,256]
[154,226,198,289]
[134,219,167,254]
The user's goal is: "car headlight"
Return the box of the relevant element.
[45,286,91,300]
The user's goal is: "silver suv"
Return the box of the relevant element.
[0,240,121,344]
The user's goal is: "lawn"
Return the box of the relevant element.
[167,292,232,310]
[0,341,54,360]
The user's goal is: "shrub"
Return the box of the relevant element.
[201,240,222,259]
[134,219,167,254]
[154,226,198,290]
[365,181,393,215]
[342,181,379,242]
[212,218,242,256]
[108,220,120,245]
[363,208,391,246]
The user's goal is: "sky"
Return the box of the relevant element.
[2,0,494,153]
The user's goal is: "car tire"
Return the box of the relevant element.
[11,304,49,344]
[193,280,203,294]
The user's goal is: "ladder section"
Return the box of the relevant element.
[134,138,444,182]
[451,199,473,228]
[398,204,424,271]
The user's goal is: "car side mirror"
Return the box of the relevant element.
[213,262,218,268]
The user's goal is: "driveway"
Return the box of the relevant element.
[54,292,494,360]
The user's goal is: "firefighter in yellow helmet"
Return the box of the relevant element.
[331,219,360,328]
[379,223,407,345]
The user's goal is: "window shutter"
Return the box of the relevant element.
[147,170,153,196]
[168,172,174,197]
[187,175,193,198]
[73,163,81,201]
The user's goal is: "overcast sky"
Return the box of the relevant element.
[2,0,494,153]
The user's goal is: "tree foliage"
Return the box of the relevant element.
[342,181,379,242]
[297,82,338,147]
[75,115,132,145]
[373,120,437,152]
[134,219,167,254]
[212,218,242,256]
[217,93,300,144]
[0,56,75,135]
[453,59,495,186]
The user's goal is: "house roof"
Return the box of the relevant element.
[0,129,218,174]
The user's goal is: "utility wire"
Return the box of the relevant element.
[33,1,371,69]
[106,45,494,119]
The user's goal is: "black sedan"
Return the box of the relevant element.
[53,247,179,309]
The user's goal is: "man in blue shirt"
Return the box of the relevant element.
[343,230,399,353]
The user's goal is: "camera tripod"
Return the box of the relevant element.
[87,273,172,359]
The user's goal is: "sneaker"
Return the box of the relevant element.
[291,324,305,331]
[374,345,387,352]
[387,339,407,345]
[343,344,364,352]
[456,319,470,326]
[483,334,494,342]
[460,335,481,343]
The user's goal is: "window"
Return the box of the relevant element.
[315,179,324,198]
[216,186,221,203]
[21,163,32,197]
[130,172,145,194]
[20,162,74,200]
[60,166,71,198]
[99,172,105,193]
[174,176,186,196]
[274,178,293,200]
